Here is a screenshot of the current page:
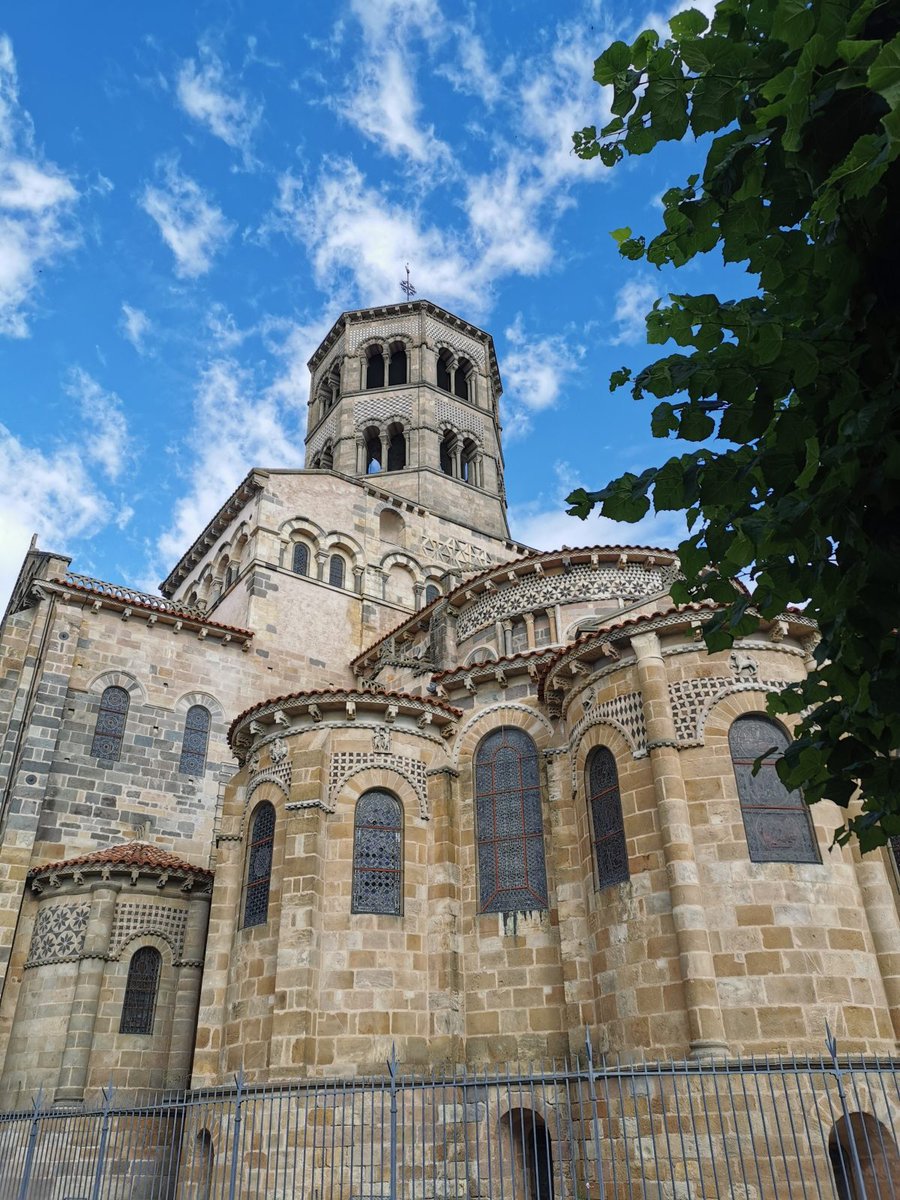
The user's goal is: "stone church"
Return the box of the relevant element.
[1,299,898,1111]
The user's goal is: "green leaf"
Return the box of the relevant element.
[611,227,632,245]
[678,406,716,440]
[868,35,900,110]
[594,42,634,86]
[669,8,709,38]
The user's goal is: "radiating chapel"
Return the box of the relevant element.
[1,299,899,1108]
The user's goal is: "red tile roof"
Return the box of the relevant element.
[29,841,213,878]
[52,575,252,637]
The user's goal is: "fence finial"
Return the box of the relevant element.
[585,1026,594,1068]
[825,1021,838,1062]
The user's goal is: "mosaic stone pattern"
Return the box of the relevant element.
[26,903,90,967]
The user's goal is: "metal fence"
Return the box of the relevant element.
[2,1035,900,1200]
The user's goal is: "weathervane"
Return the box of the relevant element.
[400,264,416,300]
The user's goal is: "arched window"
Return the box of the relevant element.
[440,430,454,476]
[91,685,130,761]
[387,428,406,471]
[352,789,403,914]
[437,350,452,392]
[586,747,629,888]
[365,427,382,474]
[461,438,479,485]
[244,801,275,927]
[425,584,440,605]
[454,358,471,401]
[475,727,548,913]
[179,704,211,775]
[224,564,236,588]
[329,554,346,588]
[119,946,161,1035]
[729,715,820,863]
[320,442,334,470]
[388,346,407,385]
[366,346,385,389]
[194,1131,214,1200]
[292,542,309,575]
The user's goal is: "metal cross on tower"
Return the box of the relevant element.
[400,264,416,299]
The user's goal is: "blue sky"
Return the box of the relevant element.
[0,0,734,605]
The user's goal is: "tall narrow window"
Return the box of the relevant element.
[244,801,275,927]
[729,715,820,863]
[586,747,629,888]
[91,685,130,761]
[329,554,346,588]
[366,347,385,389]
[388,347,408,385]
[437,351,452,392]
[352,789,403,914]
[292,543,309,575]
[475,727,548,913]
[387,430,406,471]
[425,584,440,605]
[119,946,161,1035]
[179,705,211,775]
[440,431,454,476]
[454,359,471,400]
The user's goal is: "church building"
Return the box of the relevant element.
[1,300,898,1111]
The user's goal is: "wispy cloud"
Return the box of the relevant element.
[611,276,661,345]
[65,368,131,481]
[140,156,234,278]
[0,34,79,337]
[120,302,151,353]
[175,40,262,167]
[501,316,585,439]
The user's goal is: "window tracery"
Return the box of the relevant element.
[119,946,161,1035]
[475,727,548,913]
[729,715,819,863]
[179,705,211,775]
[329,554,346,589]
[352,789,403,914]
[292,542,309,575]
[586,747,629,888]
[243,802,275,927]
[91,685,130,761]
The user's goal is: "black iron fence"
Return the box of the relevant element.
[2,1034,899,1200]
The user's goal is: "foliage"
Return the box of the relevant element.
[568,0,900,849]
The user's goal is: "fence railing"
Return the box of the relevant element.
[2,1035,899,1200]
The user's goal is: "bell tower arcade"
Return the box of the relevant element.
[304,301,510,541]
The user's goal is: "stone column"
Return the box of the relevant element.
[426,767,464,1062]
[501,620,513,657]
[356,440,366,474]
[191,836,243,1085]
[545,607,559,644]
[631,631,729,1058]
[380,433,389,471]
[523,613,536,651]
[450,438,461,479]
[315,552,327,582]
[55,884,118,1103]
[852,844,900,1047]
[165,895,211,1088]
[413,583,425,610]
[352,566,365,596]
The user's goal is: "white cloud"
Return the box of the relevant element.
[64,367,130,481]
[175,42,262,167]
[120,303,151,353]
[500,316,585,441]
[0,34,79,337]
[611,276,661,345]
[508,461,687,553]
[436,26,504,107]
[464,163,553,278]
[140,157,234,278]
[0,425,112,607]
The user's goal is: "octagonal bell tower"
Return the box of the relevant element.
[304,301,510,540]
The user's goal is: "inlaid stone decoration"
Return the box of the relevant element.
[329,751,429,819]
[109,901,188,960]
[26,902,90,967]
[354,394,413,427]
[456,563,673,640]
[348,315,418,351]
[669,675,789,745]
[424,317,486,366]
[435,397,485,438]
[421,534,495,572]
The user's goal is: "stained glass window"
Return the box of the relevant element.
[729,715,820,863]
[179,705,210,775]
[244,802,275,927]
[586,747,629,889]
[292,543,309,575]
[119,946,161,1035]
[329,555,345,589]
[425,584,440,605]
[91,685,130,761]
[352,790,403,914]
[475,727,548,913]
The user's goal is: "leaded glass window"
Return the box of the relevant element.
[91,685,130,761]
[179,705,210,775]
[475,727,548,913]
[586,747,629,888]
[425,584,440,605]
[729,715,819,863]
[352,790,403,914]
[244,802,275,927]
[119,946,161,1035]
[292,543,309,575]
[329,555,345,589]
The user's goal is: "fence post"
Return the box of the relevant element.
[826,1024,869,1200]
[227,1071,245,1200]
[14,1087,44,1200]
[89,1084,115,1200]
[584,1030,607,1200]
[387,1044,398,1200]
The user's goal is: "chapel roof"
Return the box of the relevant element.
[28,841,213,879]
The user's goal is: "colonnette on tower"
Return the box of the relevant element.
[0,301,898,1112]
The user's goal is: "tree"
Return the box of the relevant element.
[567,0,900,850]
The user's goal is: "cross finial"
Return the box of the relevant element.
[400,264,416,300]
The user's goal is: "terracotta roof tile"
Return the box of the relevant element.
[52,575,252,637]
[29,841,213,878]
